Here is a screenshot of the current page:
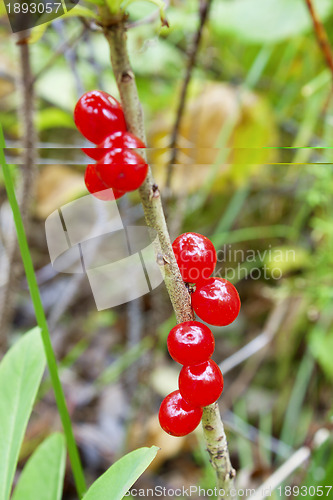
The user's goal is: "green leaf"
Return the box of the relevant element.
[308,327,333,379]
[36,67,77,111]
[29,4,99,44]
[83,0,104,5]
[122,0,167,22]
[12,433,66,500]
[36,108,76,131]
[83,446,159,500]
[0,327,46,500]
[212,0,333,43]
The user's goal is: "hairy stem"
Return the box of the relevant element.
[100,12,236,494]
[102,14,192,323]
[202,403,236,499]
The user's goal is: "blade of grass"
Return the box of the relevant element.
[95,337,153,388]
[213,186,250,236]
[211,224,297,248]
[259,411,273,467]
[233,399,254,470]
[0,126,87,498]
[278,350,315,456]
[192,43,273,211]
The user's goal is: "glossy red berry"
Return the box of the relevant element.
[158,390,203,437]
[167,321,215,365]
[82,131,146,161]
[172,233,217,283]
[95,149,148,192]
[84,165,124,201]
[179,360,224,407]
[74,90,127,144]
[192,277,241,327]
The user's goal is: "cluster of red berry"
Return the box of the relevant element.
[159,233,240,437]
[74,90,148,201]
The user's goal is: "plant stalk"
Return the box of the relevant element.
[0,128,87,499]
[102,14,193,324]
[100,13,236,495]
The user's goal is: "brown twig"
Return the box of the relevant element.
[304,0,333,79]
[100,11,235,496]
[165,0,213,191]
[0,37,37,348]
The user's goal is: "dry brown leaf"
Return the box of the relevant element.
[149,82,277,193]
[35,165,84,219]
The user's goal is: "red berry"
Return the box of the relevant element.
[95,149,148,192]
[172,233,217,283]
[74,90,127,144]
[84,165,124,201]
[82,131,146,161]
[179,360,224,407]
[167,321,215,365]
[158,390,203,437]
[192,277,240,327]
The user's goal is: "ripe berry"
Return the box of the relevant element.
[179,360,224,407]
[74,90,127,144]
[95,149,148,192]
[172,233,217,283]
[82,131,146,161]
[192,277,240,327]
[158,390,203,437]
[167,321,215,365]
[84,165,124,201]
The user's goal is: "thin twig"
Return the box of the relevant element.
[53,20,84,98]
[248,429,330,500]
[0,37,37,348]
[223,410,293,460]
[221,299,293,410]
[165,0,213,191]
[127,0,170,28]
[100,10,235,494]
[31,25,86,85]
[304,0,333,79]
[219,298,290,375]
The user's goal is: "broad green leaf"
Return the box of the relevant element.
[0,327,46,500]
[212,0,333,44]
[12,433,66,500]
[83,446,159,500]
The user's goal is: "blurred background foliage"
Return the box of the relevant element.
[1,0,333,498]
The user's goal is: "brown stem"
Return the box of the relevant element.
[165,0,213,190]
[102,14,192,323]
[304,0,333,78]
[0,37,37,349]
[100,11,235,493]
